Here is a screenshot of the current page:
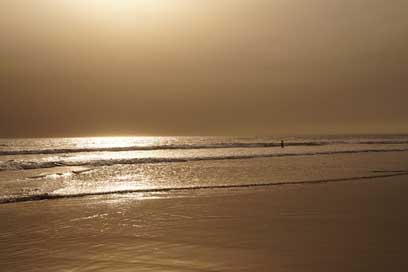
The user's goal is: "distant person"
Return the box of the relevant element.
[281,140,285,148]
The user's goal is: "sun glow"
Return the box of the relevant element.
[61,0,191,29]
[90,0,169,13]
[66,0,178,18]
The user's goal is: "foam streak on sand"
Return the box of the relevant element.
[1,171,407,204]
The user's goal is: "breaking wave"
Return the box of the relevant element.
[0,142,325,156]
[1,147,408,171]
[1,140,408,156]
[1,172,407,204]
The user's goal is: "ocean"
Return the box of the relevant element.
[2,135,408,271]
[1,135,408,204]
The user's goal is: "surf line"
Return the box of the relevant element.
[1,172,408,205]
[2,148,408,172]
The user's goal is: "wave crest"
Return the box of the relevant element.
[1,148,407,171]
[1,172,407,204]
[0,142,326,156]
[2,140,408,156]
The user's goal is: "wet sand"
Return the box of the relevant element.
[1,175,408,271]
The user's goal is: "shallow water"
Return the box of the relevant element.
[1,175,408,271]
[0,135,408,203]
[1,136,408,271]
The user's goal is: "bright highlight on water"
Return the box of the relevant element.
[1,135,407,204]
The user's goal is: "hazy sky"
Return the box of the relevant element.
[1,0,407,137]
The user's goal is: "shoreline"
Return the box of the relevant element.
[1,170,408,205]
[1,174,408,271]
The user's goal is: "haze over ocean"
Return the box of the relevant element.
[1,0,408,137]
[1,0,408,271]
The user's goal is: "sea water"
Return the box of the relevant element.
[1,135,408,204]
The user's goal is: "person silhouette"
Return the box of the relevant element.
[281,140,285,148]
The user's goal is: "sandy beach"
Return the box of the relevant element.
[2,172,408,271]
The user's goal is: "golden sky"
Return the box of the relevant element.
[1,0,407,137]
